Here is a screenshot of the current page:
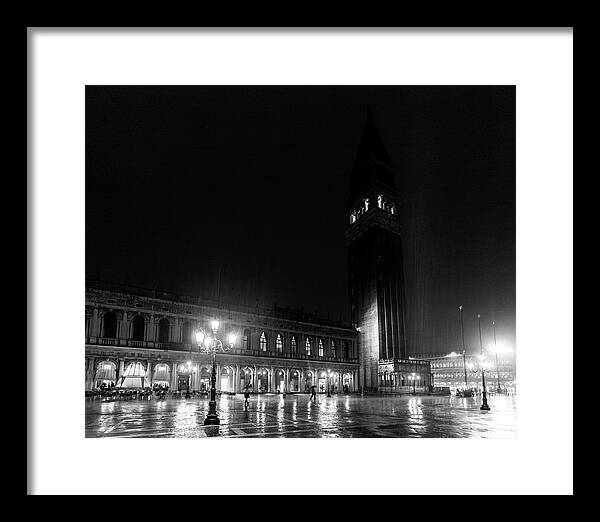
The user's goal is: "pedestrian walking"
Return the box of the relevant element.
[310,385,317,401]
[244,385,251,410]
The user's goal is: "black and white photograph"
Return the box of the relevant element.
[28,28,573,495]
[84,86,516,439]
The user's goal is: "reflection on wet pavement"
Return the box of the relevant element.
[85,394,516,438]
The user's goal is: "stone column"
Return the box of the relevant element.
[146,316,155,342]
[284,368,290,393]
[146,360,153,387]
[91,308,100,337]
[118,359,125,380]
[269,366,274,392]
[85,357,96,389]
[171,362,178,390]
[234,365,239,392]
[120,311,129,340]
[171,317,180,343]
[252,365,257,392]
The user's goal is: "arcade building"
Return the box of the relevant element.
[85,108,432,394]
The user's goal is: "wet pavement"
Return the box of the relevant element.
[85,393,516,438]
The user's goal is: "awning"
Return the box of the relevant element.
[115,376,151,389]
[95,363,116,381]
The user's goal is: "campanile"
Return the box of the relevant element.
[346,107,408,390]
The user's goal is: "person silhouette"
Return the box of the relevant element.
[244,385,251,410]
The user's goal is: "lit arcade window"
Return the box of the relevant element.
[260,331,267,352]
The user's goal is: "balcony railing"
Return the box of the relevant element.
[85,336,358,364]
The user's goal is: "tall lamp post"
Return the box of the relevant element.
[459,305,468,389]
[195,320,234,426]
[477,314,490,411]
[493,321,502,394]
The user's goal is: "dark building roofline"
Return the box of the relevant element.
[86,279,356,331]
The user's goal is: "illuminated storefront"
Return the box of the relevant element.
[428,352,516,395]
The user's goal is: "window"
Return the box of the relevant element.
[364,198,369,211]
[343,341,350,359]
[305,337,312,356]
[243,329,251,350]
[158,318,170,343]
[318,338,324,357]
[350,212,357,224]
[377,194,383,208]
[260,331,267,352]
[276,334,283,353]
[330,340,337,358]
[103,311,117,338]
[291,335,297,353]
[132,315,145,341]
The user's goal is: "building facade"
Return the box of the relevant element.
[85,281,360,394]
[427,353,516,394]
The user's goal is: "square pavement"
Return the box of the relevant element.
[85,393,516,438]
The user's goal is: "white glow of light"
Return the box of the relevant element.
[228,334,236,345]
[204,337,213,348]
[210,320,219,332]
[491,343,513,354]
[195,331,205,344]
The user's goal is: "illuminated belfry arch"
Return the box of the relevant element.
[345,106,408,390]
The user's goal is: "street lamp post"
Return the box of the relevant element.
[459,305,468,389]
[327,370,332,397]
[493,321,502,394]
[195,320,234,426]
[477,314,490,411]
[411,372,416,394]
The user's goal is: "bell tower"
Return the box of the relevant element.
[346,107,408,391]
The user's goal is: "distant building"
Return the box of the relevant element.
[424,352,516,394]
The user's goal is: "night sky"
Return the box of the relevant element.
[86,86,515,356]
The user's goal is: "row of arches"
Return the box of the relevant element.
[251,330,351,359]
[94,312,197,343]
[90,310,354,360]
[89,358,356,394]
